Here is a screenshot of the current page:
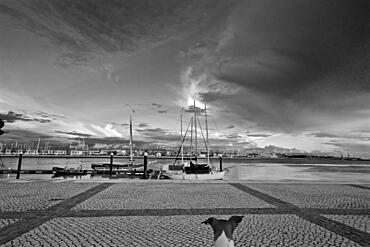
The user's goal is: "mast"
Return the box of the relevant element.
[180,114,183,165]
[36,138,40,152]
[129,114,133,165]
[194,101,197,164]
[190,116,193,158]
[205,102,210,166]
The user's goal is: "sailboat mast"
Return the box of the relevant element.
[190,117,193,158]
[129,114,133,164]
[205,102,210,166]
[194,101,197,163]
[180,114,183,165]
[36,138,40,151]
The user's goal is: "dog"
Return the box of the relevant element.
[202,216,244,247]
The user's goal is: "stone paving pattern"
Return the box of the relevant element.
[323,215,370,234]
[0,182,99,211]
[246,184,370,209]
[73,183,272,210]
[2,215,364,247]
[0,181,369,246]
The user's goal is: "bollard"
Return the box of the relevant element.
[219,155,223,172]
[109,153,114,176]
[143,151,148,179]
[16,153,23,179]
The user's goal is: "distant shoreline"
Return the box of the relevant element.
[0,155,369,164]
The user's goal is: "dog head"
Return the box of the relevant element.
[202,216,243,247]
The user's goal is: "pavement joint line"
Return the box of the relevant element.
[63,208,290,217]
[1,208,368,219]
[348,184,370,190]
[229,183,370,247]
[0,183,114,245]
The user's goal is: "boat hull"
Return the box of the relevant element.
[165,170,225,180]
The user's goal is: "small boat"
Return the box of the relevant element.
[165,101,224,180]
[52,166,87,176]
[91,114,140,173]
[91,163,144,173]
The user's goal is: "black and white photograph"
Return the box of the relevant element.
[0,0,369,246]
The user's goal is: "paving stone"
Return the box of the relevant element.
[73,183,273,210]
[247,184,370,209]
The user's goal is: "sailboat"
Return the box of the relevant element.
[91,114,143,173]
[165,101,225,180]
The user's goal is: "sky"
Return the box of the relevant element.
[0,0,369,156]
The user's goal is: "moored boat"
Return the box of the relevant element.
[91,114,139,173]
[52,166,87,176]
[165,101,224,180]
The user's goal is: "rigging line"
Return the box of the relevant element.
[172,117,193,166]
[197,117,213,166]
[196,117,208,152]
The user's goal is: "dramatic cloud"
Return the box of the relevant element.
[0,111,52,124]
[0,0,235,67]
[187,0,370,133]
[0,1,368,156]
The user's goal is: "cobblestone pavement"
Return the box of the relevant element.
[246,184,370,209]
[323,215,370,234]
[0,181,99,211]
[0,180,369,246]
[73,183,272,210]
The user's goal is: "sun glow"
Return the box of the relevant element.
[187,97,205,109]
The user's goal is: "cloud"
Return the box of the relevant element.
[91,124,122,137]
[182,0,369,133]
[138,123,149,128]
[1,1,236,67]
[247,134,272,138]
[111,122,129,127]
[177,66,239,108]
[309,132,370,141]
[54,130,93,138]
[151,103,162,108]
[0,111,52,124]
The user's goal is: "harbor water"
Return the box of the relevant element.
[0,156,369,182]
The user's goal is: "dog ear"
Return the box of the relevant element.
[228,215,243,224]
[228,215,244,234]
[202,217,216,225]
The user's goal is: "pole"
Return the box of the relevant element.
[190,117,193,159]
[129,114,133,168]
[143,151,148,179]
[194,101,197,164]
[219,155,223,172]
[16,153,22,179]
[109,153,114,175]
[205,102,210,166]
[180,115,183,165]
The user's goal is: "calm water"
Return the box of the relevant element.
[0,156,369,182]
